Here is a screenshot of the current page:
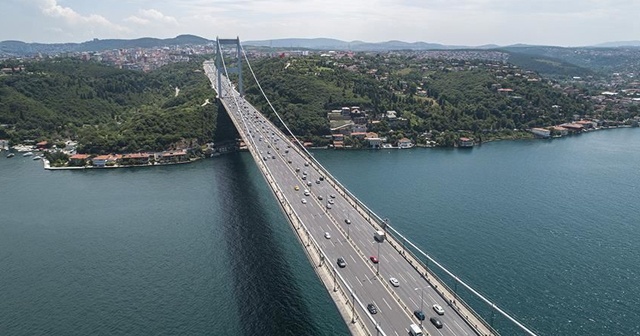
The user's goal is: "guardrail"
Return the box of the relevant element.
[207,63,387,336]
[206,60,537,336]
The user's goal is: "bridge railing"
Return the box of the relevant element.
[207,59,536,336]
[206,63,386,336]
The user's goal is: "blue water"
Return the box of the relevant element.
[1,128,639,335]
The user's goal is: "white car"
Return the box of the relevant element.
[432,304,445,315]
[304,190,310,196]
[301,199,307,204]
[328,199,335,204]
[324,232,331,239]
[389,277,399,287]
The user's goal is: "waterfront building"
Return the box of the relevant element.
[531,128,551,138]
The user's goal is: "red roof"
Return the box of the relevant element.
[36,141,48,146]
[70,154,90,160]
[123,153,150,159]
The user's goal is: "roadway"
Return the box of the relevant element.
[204,61,480,336]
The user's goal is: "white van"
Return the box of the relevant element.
[409,324,423,336]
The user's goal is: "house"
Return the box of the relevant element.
[91,155,111,167]
[386,110,397,120]
[36,141,49,150]
[531,128,551,138]
[365,132,383,149]
[351,123,367,133]
[158,150,188,164]
[121,153,150,166]
[69,154,91,166]
[398,138,414,149]
[551,126,569,136]
[459,137,474,148]
[350,132,368,140]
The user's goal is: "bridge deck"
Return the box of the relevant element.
[204,61,495,336]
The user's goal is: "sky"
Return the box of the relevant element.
[1,0,639,47]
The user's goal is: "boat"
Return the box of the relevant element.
[23,152,34,157]
[6,153,15,158]
[33,155,42,160]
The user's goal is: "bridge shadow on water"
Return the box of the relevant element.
[213,152,340,335]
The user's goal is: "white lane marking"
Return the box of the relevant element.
[407,272,417,282]
[366,275,372,284]
[350,255,357,263]
[445,323,456,335]
[427,293,435,302]
[409,297,418,308]
[452,319,468,335]
[399,273,408,283]
[382,297,393,311]
[382,255,389,263]
[390,254,399,262]
[395,332,400,336]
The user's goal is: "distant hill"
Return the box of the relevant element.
[243,38,469,51]
[0,35,212,57]
[592,41,640,48]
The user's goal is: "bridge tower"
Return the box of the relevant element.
[215,36,243,98]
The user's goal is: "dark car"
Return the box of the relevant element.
[337,257,346,268]
[413,310,425,321]
[370,256,379,264]
[430,317,443,329]
[367,303,377,314]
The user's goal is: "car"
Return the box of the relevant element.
[324,232,331,239]
[294,185,299,191]
[301,199,307,204]
[326,203,332,209]
[389,277,399,287]
[302,175,307,180]
[430,317,443,329]
[318,195,323,200]
[330,194,336,198]
[337,257,346,268]
[272,155,275,159]
[366,303,377,314]
[288,160,292,164]
[285,150,289,153]
[307,181,312,186]
[304,190,310,196]
[328,199,335,204]
[413,310,426,321]
[315,179,320,184]
[432,304,445,315]
[295,167,300,172]
[370,256,379,264]
[345,218,351,224]
[319,176,325,181]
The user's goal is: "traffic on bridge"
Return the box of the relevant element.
[202,38,536,336]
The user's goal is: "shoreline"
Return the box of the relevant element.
[43,157,200,170]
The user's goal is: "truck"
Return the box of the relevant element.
[374,230,385,242]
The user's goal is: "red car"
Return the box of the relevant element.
[370,256,379,264]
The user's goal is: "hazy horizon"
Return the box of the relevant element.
[1,1,639,47]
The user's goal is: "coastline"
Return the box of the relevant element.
[43,157,201,170]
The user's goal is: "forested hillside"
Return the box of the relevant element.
[0,58,221,153]
[243,54,593,146]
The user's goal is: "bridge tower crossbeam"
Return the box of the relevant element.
[215,37,243,98]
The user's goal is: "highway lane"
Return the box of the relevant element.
[204,62,481,336]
